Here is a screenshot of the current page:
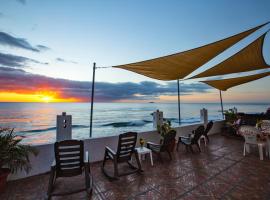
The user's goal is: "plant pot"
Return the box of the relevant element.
[0,168,10,193]
[168,139,176,152]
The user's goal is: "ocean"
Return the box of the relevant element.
[0,102,268,144]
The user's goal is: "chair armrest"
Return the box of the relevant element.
[84,151,89,163]
[105,146,116,156]
[179,136,190,139]
[147,142,161,152]
[147,142,161,147]
[179,136,191,144]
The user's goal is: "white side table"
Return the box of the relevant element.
[135,147,153,166]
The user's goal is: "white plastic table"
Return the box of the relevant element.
[135,147,153,166]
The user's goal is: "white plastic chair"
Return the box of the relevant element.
[261,120,270,158]
[240,125,267,160]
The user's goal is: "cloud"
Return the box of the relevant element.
[56,57,78,64]
[0,52,48,68]
[36,45,50,51]
[0,67,211,102]
[0,32,50,52]
[15,0,26,5]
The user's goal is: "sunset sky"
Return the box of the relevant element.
[0,0,270,103]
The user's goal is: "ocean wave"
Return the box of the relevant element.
[164,117,201,124]
[102,120,152,128]
[20,125,89,133]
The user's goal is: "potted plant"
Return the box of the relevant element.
[0,127,38,192]
[157,121,175,151]
[224,109,237,123]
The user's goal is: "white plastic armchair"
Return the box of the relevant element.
[239,125,267,160]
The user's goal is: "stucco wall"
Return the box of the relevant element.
[8,120,224,180]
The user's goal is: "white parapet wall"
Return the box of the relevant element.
[8,120,224,181]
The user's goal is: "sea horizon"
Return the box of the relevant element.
[0,102,269,145]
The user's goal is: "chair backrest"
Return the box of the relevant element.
[55,140,84,177]
[116,132,137,162]
[204,121,213,136]
[162,129,176,147]
[192,125,205,143]
[243,134,257,145]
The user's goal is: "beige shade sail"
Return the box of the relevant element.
[202,71,270,91]
[191,32,269,79]
[114,23,267,81]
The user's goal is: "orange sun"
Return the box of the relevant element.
[40,95,53,103]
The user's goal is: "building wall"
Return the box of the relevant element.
[8,120,224,180]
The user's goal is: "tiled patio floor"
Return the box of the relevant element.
[1,134,270,200]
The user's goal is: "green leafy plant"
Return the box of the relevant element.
[157,121,172,137]
[0,127,38,174]
[224,109,237,123]
[256,119,263,129]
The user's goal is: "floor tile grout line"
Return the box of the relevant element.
[140,148,239,199]
[219,172,253,200]
[175,154,245,199]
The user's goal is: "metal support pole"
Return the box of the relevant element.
[90,63,96,137]
[177,80,181,125]
[219,90,224,119]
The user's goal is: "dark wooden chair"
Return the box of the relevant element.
[147,129,176,162]
[47,140,93,199]
[202,121,213,142]
[101,132,142,180]
[177,125,205,153]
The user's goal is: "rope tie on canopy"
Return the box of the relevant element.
[95,66,112,69]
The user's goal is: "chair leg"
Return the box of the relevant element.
[85,164,93,196]
[198,138,201,147]
[102,151,108,168]
[176,140,180,151]
[190,146,194,153]
[258,144,264,160]
[113,158,119,178]
[196,143,201,152]
[134,151,143,172]
[167,150,172,160]
[85,166,90,188]
[185,145,188,153]
[206,135,209,143]
[158,152,163,163]
[243,143,246,156]
[47,166,56,199]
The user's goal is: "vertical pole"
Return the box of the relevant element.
[177,80,181,125]
[219,90,224,119]
[90,63,96,137]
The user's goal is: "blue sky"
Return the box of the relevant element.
[0,0,270,102]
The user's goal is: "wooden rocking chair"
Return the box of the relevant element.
[101,132,142,180]
[177,125,205,153]
[147,129,176,162]
[47,140,93,199]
